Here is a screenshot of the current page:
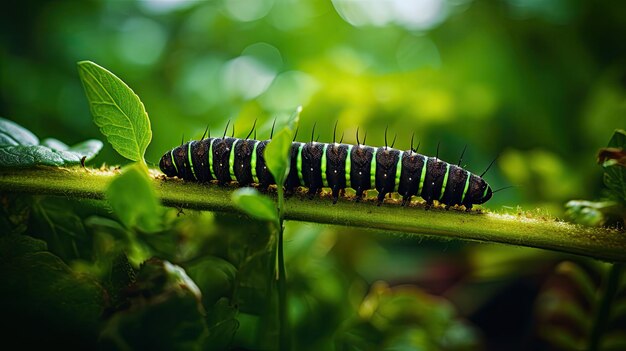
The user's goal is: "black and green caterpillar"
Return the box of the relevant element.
[159,126,493,210]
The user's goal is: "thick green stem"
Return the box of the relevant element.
[1,167,626,262]
[587,263,623,351]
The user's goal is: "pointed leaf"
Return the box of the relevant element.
[0,118,102,168]
[77,61,152,164]
[265,127,294,187]
[42,138,103,164]
[231,187,277,222]
[105,163,162,232]
[263,106,300,186]
[0,117,38,146]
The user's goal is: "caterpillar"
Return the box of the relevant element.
[159,123,494,210]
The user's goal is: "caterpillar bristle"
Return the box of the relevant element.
[384,125,389,150]
[310,122,317,144]
[245,119,257,140]
[201,125,209,141]
[480,153,499,177]
[458,144,467,167]
[222,120,230,139]
[270,118,276,139]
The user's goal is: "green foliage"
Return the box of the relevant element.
[99,258,208,351]
[602,130,626,204]
[232,187,278,222]
[204,298,240,351]
[0,117,102,167]
[0,235,105,348]
[30,196,90,260]
[535,261,626,351]
[264,107,300,187]
[186,256,237,309]
[77,61,152,165]
[566,129,626,227]
[105,163,162,232]
[565,200,622,227]
[338,282,481,350]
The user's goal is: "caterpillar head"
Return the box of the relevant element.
[479,184,493,204]
[466,176,493,205]
[472,178,493,204]
[159,151,178,177]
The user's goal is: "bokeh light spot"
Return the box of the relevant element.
[225,0,275,22]
[260,71,320,111]
[396,35,441,70]
[117,17,167,66]
[242,42,283,71]
[221,56,276,100]
[332,0,450,31]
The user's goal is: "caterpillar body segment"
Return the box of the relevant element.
[160,137,493,209]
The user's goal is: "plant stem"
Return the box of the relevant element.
[587,263,623,351]
[1,167,626,262]
[276,185,289,351]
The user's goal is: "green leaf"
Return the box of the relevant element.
[231,187,278,222]
[106,252,136,310]
[203,298,239,351]
[0,234,47,261]
[265,127,293,187]
[0,235,105,348]
[565,200,622,227]
[77,61,152,164]
[41,138,103,163]
[264,106,301,187]
[0,117,38,145]
[106,163,162,232]
[30,197,89,260]
[186,256,237,308]
[0,117,103,168]
[132,258,202,304]
[603,129,626,204]
[99,258,206,351]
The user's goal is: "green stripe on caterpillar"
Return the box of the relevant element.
[159,127,494,210]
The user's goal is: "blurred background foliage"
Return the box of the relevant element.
[1,0,626,350]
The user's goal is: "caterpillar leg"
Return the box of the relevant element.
[465,204,473,212]
[284,186,296,196]
[424,199,433,210]
[354,187,364,202]
[307,187,319,199]
[401,194,411,207]
[376,191,387,206]
[257,182,271,193]
[331,186,341,204]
